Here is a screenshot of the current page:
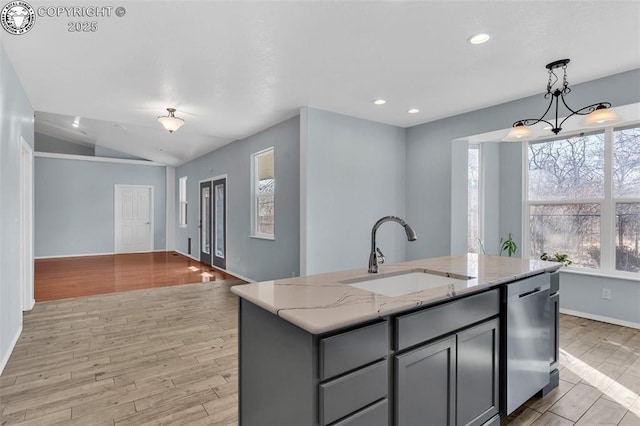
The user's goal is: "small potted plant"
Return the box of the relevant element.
[500,233,517,257]
[477,233,518,257]
[540,252,572,267]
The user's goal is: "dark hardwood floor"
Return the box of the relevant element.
[34,252,240,302]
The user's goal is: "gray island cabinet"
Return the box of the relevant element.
[231,254,561,426]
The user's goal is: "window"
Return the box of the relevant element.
[179,176,188,227]
[468,144,481,253]
[526,126,640,274]
[251,148,274,239]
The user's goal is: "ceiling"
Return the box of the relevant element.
[2,1,639,166]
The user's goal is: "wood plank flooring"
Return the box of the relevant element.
[1,281,639,425]
[1,280,243,425]
[35,252,236,302]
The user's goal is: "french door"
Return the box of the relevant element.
[200,178,227,269]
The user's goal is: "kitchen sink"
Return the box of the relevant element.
[340,269,474,297]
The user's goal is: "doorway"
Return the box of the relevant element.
[114,185,154,253]
[200,177,227,269]
[20,139,34,311]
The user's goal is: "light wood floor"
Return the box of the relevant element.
[1,282,639,425]
[35,252,236,302]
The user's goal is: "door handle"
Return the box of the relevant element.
[146,222,150,225]
[518,287,542,298]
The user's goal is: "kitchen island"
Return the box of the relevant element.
[231,254,561,426]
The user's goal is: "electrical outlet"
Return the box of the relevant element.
[601,288,612,300]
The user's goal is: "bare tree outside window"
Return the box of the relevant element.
[252,148,275,238]
[468,145,480,253]
[530,204,600,268]
[527,126,640,274]
[528,134,604,200]
[257,178,274,235]
[613,127,640,272]
[614,127,640,198]
[616,203,640,272]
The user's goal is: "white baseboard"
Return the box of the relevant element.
[35,252,115,259]
[174,249,200,262]
[174,250,254,283]
[560,308,640,330]
[36,250,167,260]
[0,325,22,376]
[23,298,35,311]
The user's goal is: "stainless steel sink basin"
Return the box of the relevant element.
[340,269,474,297]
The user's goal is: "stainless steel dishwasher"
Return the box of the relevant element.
[506,273,551,414]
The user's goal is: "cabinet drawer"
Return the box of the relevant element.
[330,399,388,426]
[319,360,388,426]
[320,321,388,380]
[395,289,498,351]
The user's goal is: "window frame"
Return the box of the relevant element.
[178,176,188,228]
[250,147,275,240]
[523,124,640,278]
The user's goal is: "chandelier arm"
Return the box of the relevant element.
[567,101,612,117]
[512,95,555,128]
[517,118,554,128]
[558,91,581,116]
[557,95,612,129]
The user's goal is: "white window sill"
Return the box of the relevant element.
[250,234,275,241]
[561,267,640,282]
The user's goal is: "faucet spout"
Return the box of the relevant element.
[368,216,418,273]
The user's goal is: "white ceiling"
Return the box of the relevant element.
[2,1,639,166]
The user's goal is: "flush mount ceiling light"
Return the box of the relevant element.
[373,99,386,105]
[504,59,620,141]
[408,108,420,114]
[157,108,185,133]
[468,33,491,45]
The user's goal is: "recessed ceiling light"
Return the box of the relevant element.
[408,109,420,114]
[468,33,491,45]
[373,99,386,105]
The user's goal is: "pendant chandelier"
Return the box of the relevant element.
[503,59,620,141]
[157,108,185,133]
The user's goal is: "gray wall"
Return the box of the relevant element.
[408,69,640,325]
[560,273,640,325]
[301,108,407,275]
[0,43,34,372]
[35,132,94,156]
[34,157,166,257]
[175,116,300,282]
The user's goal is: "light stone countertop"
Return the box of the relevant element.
[231,254,561,334]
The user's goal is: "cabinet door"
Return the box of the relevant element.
[457,318,499,426]
[550,293,560,370]
[395,336,456,426]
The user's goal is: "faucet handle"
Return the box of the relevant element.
[376,248,385,265]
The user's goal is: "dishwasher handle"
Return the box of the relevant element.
[518,287,542,299]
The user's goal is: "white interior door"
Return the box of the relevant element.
[114,185,153,253]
